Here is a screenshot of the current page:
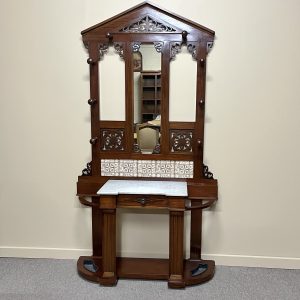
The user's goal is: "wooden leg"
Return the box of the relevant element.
[99,196,117,286]
[190,201,202,259]
[169,208,185,288]
[92,196,102,257]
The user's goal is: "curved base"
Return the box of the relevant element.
[77,256,215,288]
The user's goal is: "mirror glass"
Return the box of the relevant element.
[99,46,125,120]
[169,46,196,122]
[133,44,161,154]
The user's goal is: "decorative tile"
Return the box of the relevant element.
[101,159,193,178]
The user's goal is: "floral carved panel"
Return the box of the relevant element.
[170,130,193,152]
[100,129,125,151]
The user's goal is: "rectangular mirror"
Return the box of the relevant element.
[133,44,161,154]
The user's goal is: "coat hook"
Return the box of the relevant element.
[89,137,98,145]
[87,58,96,65]
[88,99,97,105]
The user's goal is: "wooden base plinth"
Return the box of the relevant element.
[77,256,215,288]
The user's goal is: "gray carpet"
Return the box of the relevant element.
[0,258,299,300]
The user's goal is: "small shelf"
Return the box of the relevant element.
[140,71,161,123]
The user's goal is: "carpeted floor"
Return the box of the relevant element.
[0,258,299,300]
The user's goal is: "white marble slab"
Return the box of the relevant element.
[97,180,188,197]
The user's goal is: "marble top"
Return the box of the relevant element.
[97,180,188,197]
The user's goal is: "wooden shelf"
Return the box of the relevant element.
[140,71,161,123]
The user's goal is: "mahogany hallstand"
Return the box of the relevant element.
[76,1,218,289]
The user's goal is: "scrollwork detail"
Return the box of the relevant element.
[154,42,163,53]
[82,162,92,176]
[170,42,181,60]
[207,41,214,53]
[114,43,124,59]
[187,43,197,59]
[120,15,176,33]
[132,42,141,53]
[203,164,214,179]
[98,43,109,58]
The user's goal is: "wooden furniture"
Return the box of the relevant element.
[77,2,218,288]
[140,71,161,122]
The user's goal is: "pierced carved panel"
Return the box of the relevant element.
[187,43,197,59]
[100,129,125,151]
[154,42,164,53]
[120,15,176,33]
[98,43,109,58]
[114,43,124,59]
[170,130,193,152]
[170,42,181,60]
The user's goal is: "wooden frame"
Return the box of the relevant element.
[77,1,218,288]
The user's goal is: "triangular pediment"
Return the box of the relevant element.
[81,1,214,37]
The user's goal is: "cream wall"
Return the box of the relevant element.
[0,0,300,268]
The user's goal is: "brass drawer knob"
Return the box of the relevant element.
[136,198,148,206]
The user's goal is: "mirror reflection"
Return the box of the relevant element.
[133,44,161,154]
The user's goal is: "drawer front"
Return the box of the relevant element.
[117,195,168,208]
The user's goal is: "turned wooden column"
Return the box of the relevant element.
[168,198,185,288]
[99,196,117,286]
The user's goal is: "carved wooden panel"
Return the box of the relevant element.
[170,130,193,152]
[120,15,176,33]
[100,129,125,151]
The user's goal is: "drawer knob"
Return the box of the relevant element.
[136,198,148,206]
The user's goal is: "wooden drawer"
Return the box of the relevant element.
[117,195,168,209]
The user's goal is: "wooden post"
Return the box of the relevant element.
[99,196,117,286]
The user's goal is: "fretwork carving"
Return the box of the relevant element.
[100,129,125,151]
[114,43,124,59]
[132,42,141,53]
[98,43,109,58]
[170,130,193,152]
[154,42,164,53]
[187,43,197,59]
[170,42,181,60]
[120,15,176,33]
[207,41,214,53]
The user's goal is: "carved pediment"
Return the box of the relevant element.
[120,15,177,33]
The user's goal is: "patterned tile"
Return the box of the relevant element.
[101,159,193,178]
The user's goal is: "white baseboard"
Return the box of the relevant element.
[1,247,299,269]
[0,247,91,259]
[202,253,300,269]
